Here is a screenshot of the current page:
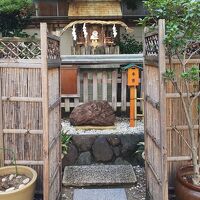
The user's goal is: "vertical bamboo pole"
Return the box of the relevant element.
[158,19,168,200]
[0,73,4,167]
[40,23,49,200]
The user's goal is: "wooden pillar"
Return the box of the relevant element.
[0,72,4,167]
[40,23,49,200]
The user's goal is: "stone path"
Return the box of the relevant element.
[62,166,146,200]
[62,165,137,187]
[73,189,127,200]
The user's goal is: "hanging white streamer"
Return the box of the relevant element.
[83,23,88,39]
[72,25,77,41]
[112,24,117,38]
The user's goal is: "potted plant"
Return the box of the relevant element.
[0,148,37,200]
[140,0,200,199]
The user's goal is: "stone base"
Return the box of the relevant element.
[62,165,137,187]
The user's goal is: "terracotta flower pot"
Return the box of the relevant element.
[0,166,37,200]
[175,165,200,200]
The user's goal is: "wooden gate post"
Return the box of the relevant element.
[0,73,4,167]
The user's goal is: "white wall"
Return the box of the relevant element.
[120,26,143,42]
[59,28,73,55]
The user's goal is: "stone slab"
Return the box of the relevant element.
[73,189,127,200]
[62,165,137,187]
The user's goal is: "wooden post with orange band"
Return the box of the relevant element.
[128,67,139,127]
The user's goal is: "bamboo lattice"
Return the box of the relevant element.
[0,38,41,59]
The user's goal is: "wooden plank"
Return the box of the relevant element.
[83,72,88,102]
[166,92,199,98]
[64,98,70,112]
[0,73,4,167]
[40,22,49,200]
[93,72,98,100]
[2,96,42,102]
[112,70,118,111]
[102,71,107,100]
[121,71,127,111]
[167,156,192,162]
[0,60,42,68]
[158,19,168,200]
[75,126,116,131]
[3,129,43,134]
[166,125,199,130]
[5,160,44,165]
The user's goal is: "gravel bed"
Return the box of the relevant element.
[125,166,146,200]
[62,117,144,135]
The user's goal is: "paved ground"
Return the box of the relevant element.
[61,166,146,200]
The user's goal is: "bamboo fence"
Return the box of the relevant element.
[144,19,200,200]
[0,23,61,200]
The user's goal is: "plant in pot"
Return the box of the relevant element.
[139,0,200,199]
[0,148,37,200]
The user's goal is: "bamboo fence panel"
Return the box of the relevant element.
[144,19,200,199]
[144,19,168,200]
[0,23,61,200]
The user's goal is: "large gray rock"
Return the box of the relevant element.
[76,151,92,165]
[62,165,137,187]
[72,136,96,152]
[69,101,116,126]
[62,144,78,167]
[92,137,113,162]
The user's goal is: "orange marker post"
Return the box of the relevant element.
[128,67,139,127]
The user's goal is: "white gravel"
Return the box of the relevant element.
[61,117,144,135]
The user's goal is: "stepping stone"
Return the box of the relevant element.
[62,165,137,187]
[73,188,127,200]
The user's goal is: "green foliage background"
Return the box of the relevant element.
[0,0,33,37]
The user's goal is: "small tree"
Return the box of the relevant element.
[0,0,33,37]
[140,0,200,185]
[117,33,143,54]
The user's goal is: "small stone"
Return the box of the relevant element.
[18,184,25,189]
[2,177,7,182]
[9,174,15,181]
[6,187,15,192]
[107,136,121,146]
[22,178,30,184]
[16,175,22,179]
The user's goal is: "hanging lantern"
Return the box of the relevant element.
[82,23,88,39]
[72,25,77,41]
[112,24,117,38]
